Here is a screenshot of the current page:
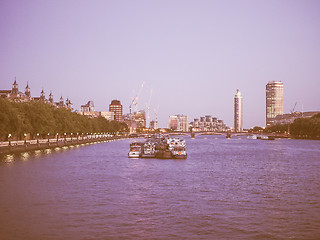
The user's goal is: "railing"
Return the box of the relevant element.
[0,133,127,154]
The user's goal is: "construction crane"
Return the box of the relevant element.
[129,81,145,114]
[145,89,153,128]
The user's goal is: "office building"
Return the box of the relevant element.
[99,111,115,121]
[190,115,228,132]
[109,100,123,121]
[266,81,283,126]
[168,115,188,132]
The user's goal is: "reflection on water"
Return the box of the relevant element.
[44,149,52,154]
[3,154,14,163]
[21,152,30,161]
[0,136,320,239]
[34,150,42,157]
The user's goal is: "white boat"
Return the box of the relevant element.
[128,143,142,158]
[172,145,187,159]
[167,137,186,151]
[261,135,275,140]
[141,142,156,158]
[247,134,258,139]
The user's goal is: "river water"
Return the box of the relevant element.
[1,136,320,240]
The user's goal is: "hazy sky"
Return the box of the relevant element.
[1,0,319,128]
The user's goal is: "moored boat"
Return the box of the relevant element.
[129,135,187,159]
[247,134,258,139]
[172,145,187,159]
[141,142,156,158]
[128,142,143,158]
[260,135,275,140]
[156,149,172,159]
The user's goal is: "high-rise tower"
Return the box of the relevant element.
[266,81,283,126]
[109,100,123,121]
[234,89,243,132]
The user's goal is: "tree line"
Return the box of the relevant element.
[251,113,320,139]
[0,98,128,140]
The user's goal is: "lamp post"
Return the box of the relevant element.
[47,133,50,143]
[8,133,12,146]
[71,133,73,142]
[24,133,27,145]
[36,133,39,145]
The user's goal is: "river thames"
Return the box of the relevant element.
[1,135,320,239]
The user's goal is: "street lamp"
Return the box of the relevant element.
[8,133,11,146]
[37,133,39,144]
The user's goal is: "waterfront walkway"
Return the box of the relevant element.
[0,135,124,155]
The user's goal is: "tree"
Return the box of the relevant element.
[0,98,128,140]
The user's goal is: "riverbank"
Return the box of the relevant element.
[0,136,126,155]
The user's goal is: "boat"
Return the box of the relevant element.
[128,142,143,158]
[247,134,258,139]
[128,135,187,159]
[156,149,172,159]
[167,137,186,151]
[171,145,187,159]
[141,142,156,158]
[260,135,275,140]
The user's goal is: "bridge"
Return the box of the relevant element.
[168,131,248,137]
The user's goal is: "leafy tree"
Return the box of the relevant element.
[0,98,128,140]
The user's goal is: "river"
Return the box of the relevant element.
[1,136,320,239]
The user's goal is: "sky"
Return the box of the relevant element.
[0,0,319,128]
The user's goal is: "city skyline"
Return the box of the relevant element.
[1,0,319,128]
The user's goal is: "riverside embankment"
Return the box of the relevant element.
[0,135,126,155]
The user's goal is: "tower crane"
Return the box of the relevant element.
[129,81,145,114]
